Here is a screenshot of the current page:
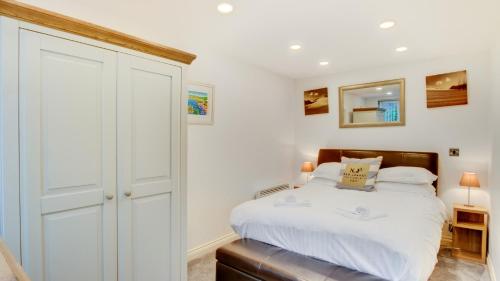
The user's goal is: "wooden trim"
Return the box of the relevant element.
[0,0,196,64]
[352,107,385,112]
[0,240,30,281]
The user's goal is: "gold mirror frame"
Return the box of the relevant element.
[339,78,406,128]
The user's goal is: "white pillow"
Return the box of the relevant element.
[311,162,341,182]
[376,166,438,185]
[309,177,337,186]
[375,182,436,197]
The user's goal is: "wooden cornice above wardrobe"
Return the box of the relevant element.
[0,0,197,64]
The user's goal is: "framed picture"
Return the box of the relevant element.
[426,70,468,108]
[304,87,329,116]
[188,82,214,125]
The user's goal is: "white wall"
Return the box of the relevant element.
[17,0,189,49]
[488,37,500,276]
[186,49,295,250]
[293,52,492,215]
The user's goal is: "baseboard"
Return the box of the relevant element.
[187,232,240,262]
[488,255,497,281]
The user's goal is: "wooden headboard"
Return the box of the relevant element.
[317,149,439,189]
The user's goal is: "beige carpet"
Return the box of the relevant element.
[188,249,491,281]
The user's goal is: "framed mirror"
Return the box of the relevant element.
[339,79,405,128]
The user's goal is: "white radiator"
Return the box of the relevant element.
[255,184,292,199]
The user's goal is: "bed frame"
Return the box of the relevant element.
[216,148,440,281]
[317,148,439,190]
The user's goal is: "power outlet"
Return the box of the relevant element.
[449,148,460,157]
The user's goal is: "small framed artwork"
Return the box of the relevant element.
[188,82,214,125]
[304,87,329,116]
[426,70,468,108]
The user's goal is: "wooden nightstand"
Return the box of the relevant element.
[452,204,488,263]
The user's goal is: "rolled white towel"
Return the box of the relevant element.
[335,206,387,221]
[274,195,311,207]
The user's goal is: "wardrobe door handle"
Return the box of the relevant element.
[105,194,114,200]
[124,191,132,197]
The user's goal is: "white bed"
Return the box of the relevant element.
[230,179,447,281]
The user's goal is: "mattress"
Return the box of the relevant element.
[230,179,447,281]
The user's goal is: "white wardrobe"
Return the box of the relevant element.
[0,11,190,281]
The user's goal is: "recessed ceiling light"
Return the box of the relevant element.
[379,21,396,29]
[319,61,329,66]
[289,44,302,51]
[376,87,383,91]
[386,92,393,95]
[396,46,408,52]
[217,3,233,14]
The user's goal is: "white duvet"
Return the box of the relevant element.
[230,180,447,281]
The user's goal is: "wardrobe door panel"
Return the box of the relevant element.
[132,69,172,182]
[19,30,117,281]
[131,194,171,280]
[43,206,103,281]
[118,53,181,281]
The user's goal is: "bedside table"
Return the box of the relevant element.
[452,204,488,263]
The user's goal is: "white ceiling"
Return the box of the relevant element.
[187,0,499,79]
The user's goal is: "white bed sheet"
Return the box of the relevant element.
[230,179,447,281]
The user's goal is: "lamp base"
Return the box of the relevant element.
[465,186,474,208]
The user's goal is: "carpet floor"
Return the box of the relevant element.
[188,249,491,281]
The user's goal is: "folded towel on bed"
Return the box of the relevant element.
[274,195,311,207]
[335,206,387,221]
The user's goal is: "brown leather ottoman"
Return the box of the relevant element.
[216,239,388,281]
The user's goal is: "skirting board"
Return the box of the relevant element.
[489,256,497,281]
[188,232,240,262]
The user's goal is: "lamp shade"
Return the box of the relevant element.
[301,162,315,173]
[460,172,480,188]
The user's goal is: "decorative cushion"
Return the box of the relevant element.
[336,156,383,191]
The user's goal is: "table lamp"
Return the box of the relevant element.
[460,172,480,207]
[301,162,315,183]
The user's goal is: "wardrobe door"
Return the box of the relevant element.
[117,53,181,281]
[19,30,117,281]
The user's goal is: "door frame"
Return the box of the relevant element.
[0,16,21,262]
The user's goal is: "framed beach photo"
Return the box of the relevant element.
[304,87,329,116]
[188,82,214,125]
[426,70,468,108]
